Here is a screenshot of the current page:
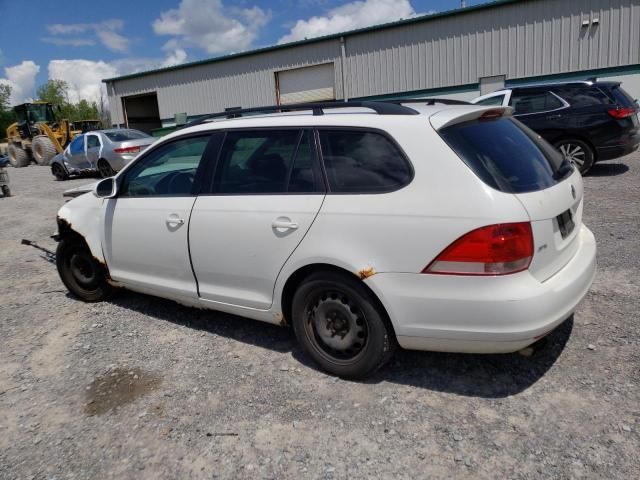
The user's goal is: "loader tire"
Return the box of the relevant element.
[7,144,30,168]
[31,136,57,166]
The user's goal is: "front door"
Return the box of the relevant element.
[64,134,90,170]
[103,134,213,298]
[189,129,325,309]
[85,133,102,168]
[510,89,568,141]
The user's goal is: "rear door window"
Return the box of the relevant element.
[510,91,565,115]
[318,130,412,193]
[213,129,322,194]
[439,117,573,193]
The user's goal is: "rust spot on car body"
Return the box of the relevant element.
[358,266,376,279]
[274,312,287,326]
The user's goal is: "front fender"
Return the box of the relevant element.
[56,192,105,265]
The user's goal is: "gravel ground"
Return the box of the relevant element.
[1,154,639,479]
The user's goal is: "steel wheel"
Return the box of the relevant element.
[291,272,396,378]
[304,289,369,364]
[56,239,116,302]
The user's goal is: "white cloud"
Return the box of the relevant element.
[161,48,188,67]
[48,60,118,104]
[45,49,189,105]
[279,0,419,44]
[153,0,271,54]
[45,19,129,52]
[42,37,96,47]
[0,61,40,105]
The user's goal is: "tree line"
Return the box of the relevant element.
[1,80,110,140]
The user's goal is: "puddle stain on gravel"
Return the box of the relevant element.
[84,367,161,416]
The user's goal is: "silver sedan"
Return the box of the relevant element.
[50,129,155,180]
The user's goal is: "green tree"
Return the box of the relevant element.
[0,83,11,111]
[73,99,99,122]
[36,79,69,106]
[0,83,14,140]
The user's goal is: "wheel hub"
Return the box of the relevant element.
[310,295,366,352]
[70,252,97,286]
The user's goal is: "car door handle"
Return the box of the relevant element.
[166,215,185,226]
[546,114,562,119]
[272,219,298,230]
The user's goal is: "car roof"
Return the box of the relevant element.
[169,103,505,139]
[511,80,621,91]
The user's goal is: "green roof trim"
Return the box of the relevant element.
[103,0,524,83]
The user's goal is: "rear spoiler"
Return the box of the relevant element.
[429,106,514,130]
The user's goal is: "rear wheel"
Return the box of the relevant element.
[51,163,68,181]
[7,144,30,168]
[291,272,396,378]
[1,185,10,197]
[56,238,116,302]
[98,159,116,178]
[554,138,594,175]
[31,136,57,165]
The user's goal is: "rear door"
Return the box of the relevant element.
[189,128,325,309]
[510,89,569,141]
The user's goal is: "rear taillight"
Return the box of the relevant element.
[114,146,141,154]
[423,222,533,276]
[607,107,636,119]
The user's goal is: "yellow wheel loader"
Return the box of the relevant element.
[6,102,83,167]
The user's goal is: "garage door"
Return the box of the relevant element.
[123,93,162,134]
[277,63,335,105]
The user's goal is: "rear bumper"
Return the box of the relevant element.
[595,131,640,161]
[365,225,597,353]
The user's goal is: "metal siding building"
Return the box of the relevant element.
[104,0,640,130]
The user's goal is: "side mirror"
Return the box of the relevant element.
[94,177,117,198]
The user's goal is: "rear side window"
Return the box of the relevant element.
[510,91,564,115]
[319,130,412,193]
[609,85,637,107]
[557,87,612,107]
[475,95,505,106]
[439,117,573,193]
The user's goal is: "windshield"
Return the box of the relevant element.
[439,116,574,193]
[105,130,150,142]
[27,104,55,123]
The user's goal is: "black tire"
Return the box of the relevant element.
[98,159,116,178]
[51,163,68,181]
[1,185,10,197]
[31,136,57,165]
[56,238,116,302]
[554,138,594,175]
[7,144,30,168]
[291,272,396,378]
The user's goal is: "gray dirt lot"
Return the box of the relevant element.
[1,153,639,479]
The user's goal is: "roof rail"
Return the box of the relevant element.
[383,98,471,106]
[182,101,419,128]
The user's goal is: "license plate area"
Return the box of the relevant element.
[557,209,575,239]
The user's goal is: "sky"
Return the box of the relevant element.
[0,0,493,107]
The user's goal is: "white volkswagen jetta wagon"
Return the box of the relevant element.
[55,100,596,378]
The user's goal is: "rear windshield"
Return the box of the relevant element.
[105,130,150,142]
[439,117,573,193]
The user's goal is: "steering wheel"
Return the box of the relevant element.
[167,171,195,194]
